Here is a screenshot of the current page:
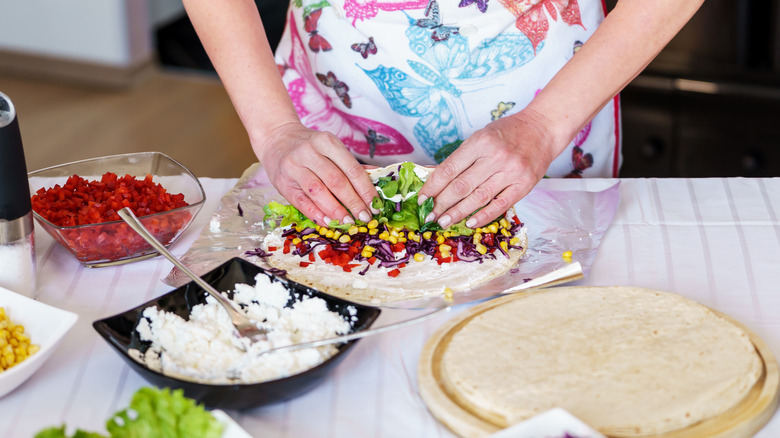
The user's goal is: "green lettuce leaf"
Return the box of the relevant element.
[34,426,106,438]
[263,201,317,230]
[106,387,223,438]
[398,162,423,197]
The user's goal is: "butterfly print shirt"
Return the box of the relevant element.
[273,0,621,177]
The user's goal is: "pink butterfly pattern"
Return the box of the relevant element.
[499,0,584,53]
[282,11,414,157]
[343,0,429,25]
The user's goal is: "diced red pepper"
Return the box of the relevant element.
[387,269,401,277]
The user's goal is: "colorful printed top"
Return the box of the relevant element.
[274,0,621,178]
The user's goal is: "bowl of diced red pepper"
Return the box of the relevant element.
[28,152,206,267]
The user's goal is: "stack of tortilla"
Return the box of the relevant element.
[432,286,765,436]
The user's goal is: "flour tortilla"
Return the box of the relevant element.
[262,163,527,305]
[440,286,763,436]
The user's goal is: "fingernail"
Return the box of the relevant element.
[371,207,381,215]
[358,211,371,222]
[323,216,332,226]
[342,215,355,225]
[425,212,436,223]
[417,194,428,205]
[438,215,452,228]
[466,218,477,228]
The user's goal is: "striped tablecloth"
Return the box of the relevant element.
[2,177,778,437]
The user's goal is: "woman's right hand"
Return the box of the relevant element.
[256,122,378,228]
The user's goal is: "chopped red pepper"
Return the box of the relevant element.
[387,268,401,277]
[30,172,191,263]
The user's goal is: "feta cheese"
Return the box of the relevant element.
[128,273,353,384]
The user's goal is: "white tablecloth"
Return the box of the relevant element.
[2,177,779,437]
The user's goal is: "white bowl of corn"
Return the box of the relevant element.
[0,286,78,398]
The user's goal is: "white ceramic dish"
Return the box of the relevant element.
[211,410,254,438]
[0,286,78,398]
[487,408,606,438]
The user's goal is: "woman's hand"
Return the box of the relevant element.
[257,122,378,227]
[417,109,559,229]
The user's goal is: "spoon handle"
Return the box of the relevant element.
[117,208,241,314]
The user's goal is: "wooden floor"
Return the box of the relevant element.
[2,67,258,178]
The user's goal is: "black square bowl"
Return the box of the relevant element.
[93,257,381,410]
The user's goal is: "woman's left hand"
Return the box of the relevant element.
[417,108,560,229]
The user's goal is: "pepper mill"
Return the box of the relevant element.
[0,91,36,297]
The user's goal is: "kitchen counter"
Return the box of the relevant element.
[1,176,778,437]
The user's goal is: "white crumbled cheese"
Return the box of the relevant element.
[128,273,353,384]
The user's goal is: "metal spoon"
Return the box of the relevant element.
[117,207,268,346]
[251,261,584,357]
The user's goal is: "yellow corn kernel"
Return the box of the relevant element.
[389,229,399,238]
[302,233,317,240]
[348,226,359,235]
[500,241,509,252]
[423,231,432,240]
[444,287,453,299]
[501,228,512,237]
[414,253,425,262]
[28,345,39,355]
[443,231,451,238]
[325,230,335,239]
[364,245,376,253]
[399,237,407,243]
[510,237,521,246]
[332,230,342,239]
[436,235,445,245]
[439,244,452,253]
[367,219,379,229]
[562,250,573,259]
[475,243,488,255]
[388,236,398,244]
[368,228,379,235]
[378,231,390,240]
[358,226,368,233]
[295,225,304,233]
[338,235,351,243]
[411,233,421,242]
[292,237,302,245]
[361,249,373,258]
[499,218,510,229]
[472,233,482,245]
[441,251,451,259]
[487,222,499,234]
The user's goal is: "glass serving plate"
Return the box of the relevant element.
[27,152,206,268]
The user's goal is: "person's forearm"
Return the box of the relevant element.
[182,0,300,158]
[524,0,704,153]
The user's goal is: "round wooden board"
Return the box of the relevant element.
[418,288,780,438]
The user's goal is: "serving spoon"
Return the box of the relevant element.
[118,207,269,348]
[251,261,584,357]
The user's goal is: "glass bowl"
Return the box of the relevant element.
[27,152,206,268]
[93,257,381,410]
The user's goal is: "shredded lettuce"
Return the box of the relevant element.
[263,162,479,234]
[34,387,223,438]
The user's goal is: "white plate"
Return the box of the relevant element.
[487,408,606,438]
[211,410,254,438]
[0,286,78,398]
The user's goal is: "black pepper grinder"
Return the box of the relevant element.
[0,91,36,297]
